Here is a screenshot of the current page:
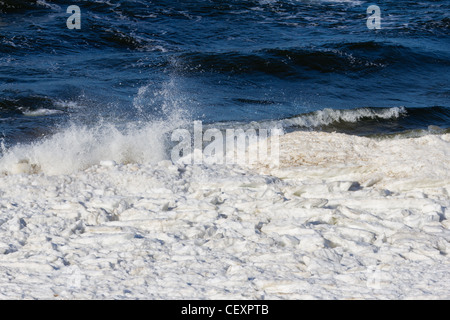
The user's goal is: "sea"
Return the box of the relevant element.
[0,0,449,160]
[1,0,450,301]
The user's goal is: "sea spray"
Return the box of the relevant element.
[0,121,169,175]
[0,80,192,175]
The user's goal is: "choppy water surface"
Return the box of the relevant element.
[0,0,449,147]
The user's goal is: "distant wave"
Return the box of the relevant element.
[173,47,383,77]
[281,106,407,128]
[172,42,450,78]
[207,106,450,137]
[280,106,450,136]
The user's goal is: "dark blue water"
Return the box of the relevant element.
[1,0,450,147]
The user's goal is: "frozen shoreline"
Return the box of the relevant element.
[0,131,449,299]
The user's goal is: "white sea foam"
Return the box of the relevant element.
[0,128,449,299]
[22,108,64,117]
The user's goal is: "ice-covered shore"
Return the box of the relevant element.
[0,131,449,299]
